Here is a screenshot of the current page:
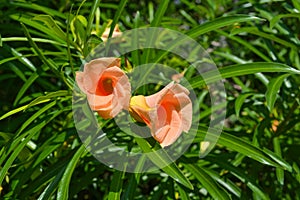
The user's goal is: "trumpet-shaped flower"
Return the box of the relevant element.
[76,57,131,119]
[129,82,192,147]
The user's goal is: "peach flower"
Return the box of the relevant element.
[101,24,122,42]
[171,69,186,83]
[129,82,192,147]
[76,57,131,119]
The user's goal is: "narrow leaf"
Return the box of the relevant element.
[0,101,56,165]
[0,113,59,185]
[235,93,254,117]
[0,90,68,120]
[57,145,86,200]
[203,168,241,198]
[270,13,300,29]
[38,167,66,200]
[190,62,299,89]
[108,0,127,39]
[21,23,61,77]
[143,0,170,63]
[108,170,125,200]
[86,0,101,39]
[273,137,284,185]
[33,15,66,41]
[11,2,66,18]
[265,74,290,111]
[22,155,70,198]
[263,147,292,172]
[216,30,272,62]
[4,44,36,71]
[197,126,291,170]
[206,155,270,200]
[13,72,39,106]
[184,164,230,200]
[187,15,262,38]
[150,0,170,27]
[10,14,67,45]
[176,183,191,200]
[135,138,193,190]
[230,27,299,50]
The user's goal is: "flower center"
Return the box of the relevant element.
[96,77,114,95]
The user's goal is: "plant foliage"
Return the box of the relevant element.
[0,0,300,199]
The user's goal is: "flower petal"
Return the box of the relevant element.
[159,109,182,147]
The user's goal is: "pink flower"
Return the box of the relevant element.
[129,82,192,147]
[76,57,131,119]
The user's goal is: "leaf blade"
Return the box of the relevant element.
[135,137,193,190]
[190,62,300,89]
[57,145,86,200]
[265,74,290,111]
[183,163,231,200]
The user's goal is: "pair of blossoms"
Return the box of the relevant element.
[76,57,192,147]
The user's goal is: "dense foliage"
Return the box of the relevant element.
[0,0,300,199]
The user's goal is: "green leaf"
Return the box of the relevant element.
[265,74,290,111]
[3,44,36,72]
[0,90,69,120]
[0,101,57,165]
[273,137,284,185]
[121,155,145,200]
[22,155,70,198]
[57,145,86,200]
[1,37,70,47]
[150,0,170,27]
[270,13,300,29]
[183,163,231,200]
[27,90,69,108]
[176,183,191,200]
[179,9,198,25]
[38,166,66,200]
[21,23,61,77]
[33,15,66,41]
[152,15,263,64]
[190,62,300,89]
[86,0,100,39]
[143,0,170,63]
[11,2,66,19]
[292,0,300,11]
[263,147,292,172]
[230,27,299,50]
[13,72,39,106]
[9,14,67,45]
[235,93,254,117]
[12,131,68,196]
[216,30,272,62]
[187,15,262,38]
[135,137,193,190]
[108,170,125,200]
[0,132,13,142]
[0,102,46,121]
[108,0,127,39]
[0,111,61,185]
[203,168,241,198]
[197,126,291,170]
[6,62,27,81]
[206,155,270,200]
[70,15,87,46]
